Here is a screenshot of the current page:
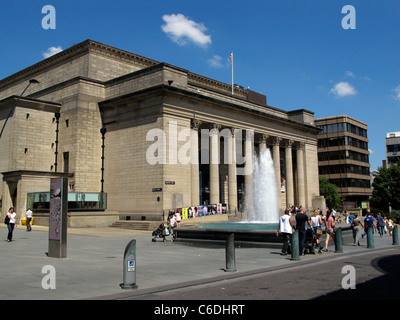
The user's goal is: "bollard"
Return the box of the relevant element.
[393,225,399,245]
[120,239,138,289]
[290,229,300,261]
[367,227,375,249]
[334,228,343,253]
[225,233,237,272]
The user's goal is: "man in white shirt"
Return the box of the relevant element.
[26,208,33,231]
[276,209,295,255]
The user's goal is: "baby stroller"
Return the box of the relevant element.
[304,228,318,254]
[151,223,176,242]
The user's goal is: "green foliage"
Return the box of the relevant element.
[370,161,400,216]
[319,176,343,209]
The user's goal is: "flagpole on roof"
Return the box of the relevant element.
[230,52,234,95]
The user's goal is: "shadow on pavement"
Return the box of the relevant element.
[313,254,400,300]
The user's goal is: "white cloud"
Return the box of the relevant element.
[329,81,357,98]
[394,85,400,101]
[345,70,355,78]
[161,14,211,47]
[207,55,223,68]
[43,46,63,59]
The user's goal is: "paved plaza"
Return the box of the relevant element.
[0,224,397,300]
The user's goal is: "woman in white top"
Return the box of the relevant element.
[7,207,17,242]
[311,210,323,253]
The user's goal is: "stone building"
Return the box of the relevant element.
[0,40,321,226]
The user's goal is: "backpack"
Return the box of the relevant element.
[4,215,10,225]
[365,217,373,228]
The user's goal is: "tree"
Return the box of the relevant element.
[319,176,343,210]
[370,161,400,216]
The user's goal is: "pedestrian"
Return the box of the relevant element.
[323,209,335,252]
[6,207,17,242]
[330,208,336,221]
[387,218,394,236]
[276,209,294,255]
[376,213,385,237]
[311,210,323,253]
[362,213,375,238]
[295,207,311,255]
[25,207,33,231]
[351,213,364,246]
[348,212,355,224]
[383,216,388,234]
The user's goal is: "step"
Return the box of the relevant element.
[110,221,157,231]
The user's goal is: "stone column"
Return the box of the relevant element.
[244,130,254,208]
[284,139,294,207]
[190,120,201,206]
[228,128,238,211]
[271,137,281,203]
[259,134,267,154]
[209,124,220,204]
[296,142,306,208]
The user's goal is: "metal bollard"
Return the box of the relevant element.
[290,229,300,261]
[367,227,375,249]
[225,233,237,272]
[120,239,138,289]
[393,225,399,245]
[334,228,343,253]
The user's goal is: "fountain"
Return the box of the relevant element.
[176,148,282,245]
[242,148,279,223]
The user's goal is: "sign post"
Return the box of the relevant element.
[48,177,68,258]
[120,239,138,289]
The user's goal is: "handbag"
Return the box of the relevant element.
[4,215,10,225]
[316,229,323,235]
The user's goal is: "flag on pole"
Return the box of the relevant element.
[229,52,233,63]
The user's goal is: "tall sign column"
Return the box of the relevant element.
[48,177,68,258]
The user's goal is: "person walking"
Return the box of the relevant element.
[6,207,17,242]
[323,209,335,252]
[276,209,294,255]
[25,207,33,231]
[295,207,311,256]
[376,213,385,237]
[351,213,364,246]
[311,210,323,253]
[362,213,375,238]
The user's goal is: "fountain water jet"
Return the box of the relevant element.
[242,148,279,223]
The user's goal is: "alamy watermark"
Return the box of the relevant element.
[342,5,356,30]
[41,265,56,290]
[42,5,56,30]
[341,265,356,290]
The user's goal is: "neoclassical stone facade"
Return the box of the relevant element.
[0,40,321,225]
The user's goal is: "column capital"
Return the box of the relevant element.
[257,133,269,144]
[293,141,305,150]
[191,119,202,130]
[283,139,294,148]
[209,123,222,132]
[268,136,282,146]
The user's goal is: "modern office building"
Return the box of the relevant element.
[0,40,322,226]
[385,132,400,167]
[315,115,372,210]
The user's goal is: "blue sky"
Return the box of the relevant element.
[0,0,399,170]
